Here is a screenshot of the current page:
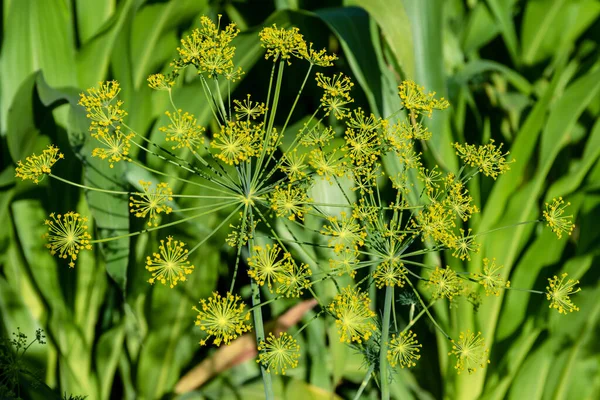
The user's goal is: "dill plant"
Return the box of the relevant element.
[13,15,579,399]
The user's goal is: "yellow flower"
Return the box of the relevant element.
[160,110,205,151]
[233,94,267,120]
[90,127,134,168]
[308,148,347,182]
[321,211,366,253]
[398,80,449,117]
[145,236,194,288]
[211,120,260,165]
[428,266,463,301]
[543,197,575,239]
[373,261,407,289]
[387,330,422,368]
[247,244,288,290]
[448,330,490,374]
[302,42,337,67]
[43,212,92,268]
[316,72,354,119]
[279,149,307,182]
[300,125,334,147]
[328,248,359,278]
[193,292,251,346]
[450,229,480,261]
[453,140,512,179]
[79,81,127,127]
[275,259,312,298]
[257,332,300,375]
[270,184,311,221]
[328,286,376,344]
[473,258,510,296]
[15,145,64,184]
[147,73,175,91]
[129,181,173,227]
[259,24,307,64]
[546,273,580,314]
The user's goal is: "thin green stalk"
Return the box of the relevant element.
[188,204,242,255]
[49,174,128,195]
[380,286,394,400]
[214,77,228,122]
[353,365,375,400]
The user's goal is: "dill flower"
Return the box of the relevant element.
[259,24,307,64]
[300,125,334,147]
[129,181,173,227]
[79,81,127,127]
[211,120,258,165]
[445,175,478,222]
[428,266,463,301]
[546,273,580,314]
[270,184,311,221]
[419,166,442,198]
[413,203,456,247]
[346,108,383,132]
[387,330,422,368]
[145,236,194,288]
[247,244,288,290]
[398,80,449,117]
[279,149,307,182]
[193,292,251,346]
[543,197,575,239]
[450,229,480,261]
[473,258,510,296]
[147,73,175,91]
[43,212,92,268]
[257,332,300,375]
[276,259,312,298]
[160,110,205,151]
[302,42,337,67]
[233,94,266,120]
[321,212,366,253]
[90,127,134,168]
[344,127,381,167]
[308,149,347,182]
[453,140,512,179]
[316,73,354,119]
[15,144,64,184]
[449,330,490,374]
[373,261,407,289]
[329,248,359,278]
[328,286,376,344]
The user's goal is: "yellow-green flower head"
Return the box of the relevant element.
[450,229,480,261]
[444,174,479,222]
[346,108,384,132]
[412,203,456,248]
[546,273,580,314]
[418,166,443,198]
[147,73,175,91]
[15,145,64,184]
[398,80,449,117]
[247,244,288,290]
[448,330,490,374]
[329,248,359,278]
[300,125,334,147]
[275,259,312,298]
[344,126,381,167]
[129,181,173,227]
[473,258,510,296]
[321,211,366,254]
[328,286,376,344]
[543,197,575,239]
[308,148,348,183]
[211,120,260,165]
[453,139,512,180]
[193,292,251,347]
[279,149,307,182]
[316,72,354,119]
[302,42,337,67]
[160,110,206,151]
[428,266,463,301]
[145,236,194,288]
[270,184,311,221]
[257,332,300,375]
[79,81,127,127]
[90,128,134,168]
[234,94,267,120]
[43,212,92,268]
[259,24,307,64]
[387,330,422,368]
[373,261,407,289]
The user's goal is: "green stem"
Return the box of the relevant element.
[353,365,375,400]
[380,285,394,400]
[49,173,128,195]
[251,281,274,400]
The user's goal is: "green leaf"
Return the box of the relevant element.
[75,0,116,44]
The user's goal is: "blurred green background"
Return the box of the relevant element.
[1,0,599,399]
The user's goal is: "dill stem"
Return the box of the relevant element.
[188,204,242,255]
[353,365,375,400]
[405,278,452,341]
[380,285,393,400]
[49,173,128,195]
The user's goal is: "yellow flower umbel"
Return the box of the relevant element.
[321,211,366,253]
[546,273,580,314]
[451,229,480,261]
[233,94,267,120]
[257,332,300,375]
[90,127,134,168]
[247,244,288,290]
[316,72,354,119]
[270,184,311,221]
[302,42,337,67]
[129,181,173,227]
[15,145,64,184]
[78,81,127,127]
[328,286,376,344]
[160,110,205,151]
[275,259,312,298]
[373,262,407,289]
[193,292,251,346]
[147,73,175,91]
[473,258,510,296]
[210,120,260,165]
[259,24,307,64]
[387,330,422,368]
[428,266,463,301]
[453,139,512,179]
[279,149,307,182]
[543,197,575,239]
[329,248,359,278]
[146,236,194,288]
[43,212,92,268]
[449,330,490,374]
[398,80,449,117]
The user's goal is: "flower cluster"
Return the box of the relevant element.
[129,181,173,227]
[146,236,194,288]
[15,144,64,184]
[43,212,92,268]
[257,332,300,375]
[328,286,376,344]
[193,292,251,346]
